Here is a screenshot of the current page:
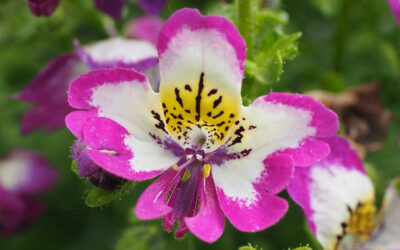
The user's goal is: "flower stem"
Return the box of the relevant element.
[236,0,255,59]
[334,0,349,72]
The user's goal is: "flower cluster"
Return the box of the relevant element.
[0,151,58,236]
[15,3,400,246]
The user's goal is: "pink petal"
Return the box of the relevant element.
[184,176,225,243]
[216,186,288,232]
[135,169,179,220]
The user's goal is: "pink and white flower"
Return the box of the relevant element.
[15,37,159,135]
[66,8,338,242]
[288,136,400,250]
[0,150,58,236]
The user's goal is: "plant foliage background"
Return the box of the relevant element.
[0,0,399,249]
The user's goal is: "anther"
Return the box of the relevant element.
[195,154,203,161]
[180,169,191,184]
[186,155,193,160]
[202,163,211,178]
[172,164,178,171]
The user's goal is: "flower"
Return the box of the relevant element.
[388,0,400,26]
[72,139,127,191]
[0,150,58,236]
[15,37,159,135]
[66,8,338,242]
[288,136,400,250]
[27,0,166,19]
[308,83,393,154]
[26,0,60,17]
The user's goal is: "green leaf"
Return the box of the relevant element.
[293,247,312,250]
[246,32,302,86]
[85,182,132,208]
[71,160,78,176]
[238,245,257,250]
[115,225,165,250]
[308,0,340,16]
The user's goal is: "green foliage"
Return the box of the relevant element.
[115,225,166,250]
[238,245,257,250]
[85,182,133,208]
[70,160,78,176]
[292,247,312,250]
[395,179,400,196]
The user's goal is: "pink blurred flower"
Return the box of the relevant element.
[0,151,58,237]
[26,0,60,17]
[27,0,166,19]
[15,37,159,135]
[389,0,400,26]
[65,8,338,242]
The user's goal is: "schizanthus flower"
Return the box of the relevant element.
[0,151,58,236]
[66,8,338,242]
[288,136,400,250]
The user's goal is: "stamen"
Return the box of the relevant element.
[195,154,203,160]
[202,163,211,178]
[172,164,178,171]
[186,155,193,160]
[180,169,191,184]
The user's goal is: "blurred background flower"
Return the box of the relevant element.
[0,150,58,237]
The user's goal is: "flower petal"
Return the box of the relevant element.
[15,52,88,134]
[158,9,246,151]
[184,176,225,243]
[287,136,374,249]
[84,117,179,181]
[75,37,158,72]
[365,178,400,249]
[223,93,338,167]
[68,68,183,180]
[26,0,60,17]
[0,151,58,196]
[211,152,294,231]
[135,169,179,220]
[214,181,288,232]
[137,0,166,14]
[94,0,126,20]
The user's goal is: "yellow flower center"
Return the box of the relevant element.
[160,72,241,151]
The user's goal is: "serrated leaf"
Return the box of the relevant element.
[85,182,131,208]
[247,32,301,86]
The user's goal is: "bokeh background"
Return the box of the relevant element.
[0,0,399,249]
